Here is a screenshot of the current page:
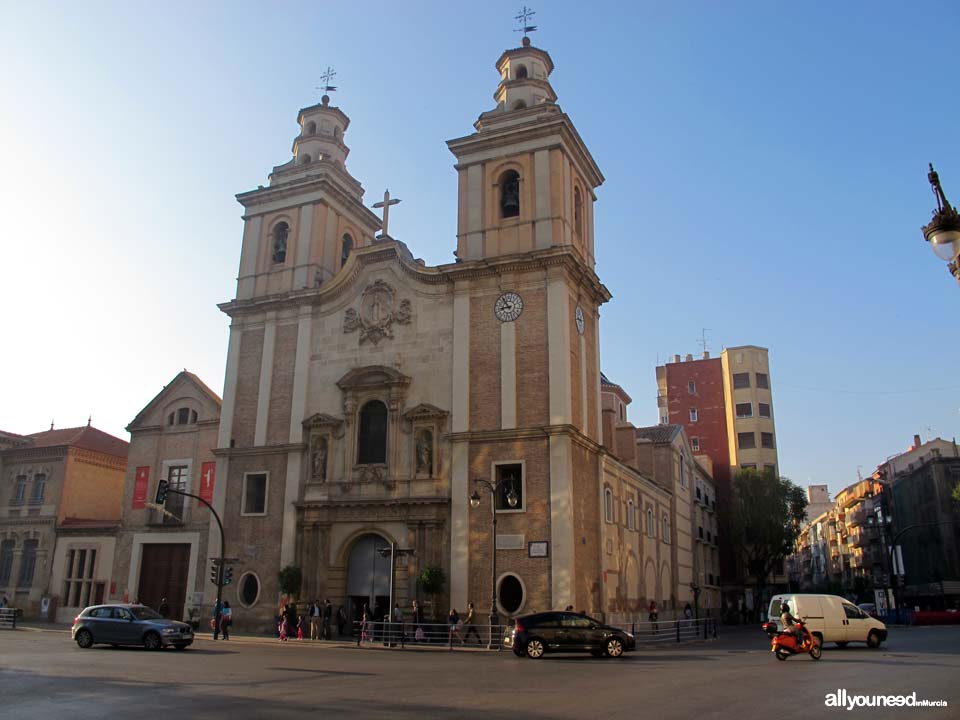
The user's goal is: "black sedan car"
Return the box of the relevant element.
[71,604,194,650]
[506,611,635,658]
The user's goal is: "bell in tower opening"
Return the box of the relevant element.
[500,170,520,218]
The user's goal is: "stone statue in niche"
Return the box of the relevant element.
[311,435,328,482]
[415,429,433,477]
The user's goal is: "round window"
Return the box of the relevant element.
[498,574,524,614]
[239,572,260,607]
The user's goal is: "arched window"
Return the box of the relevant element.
[31,474,46,504]
[662,512,670,542]
[340,234,354,269]
[357,400,387,464]
[574,186,583,237]
[306,121,316,135]
[647,508,654,537]
[627,499,635,530]
[499,170,520,218]
[515,64,528,79]
[272,222,289,264]
[604,488,614,523]
[511,99,527,110]
[301,153,312,164]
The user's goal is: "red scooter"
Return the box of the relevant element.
[762,618,822,661]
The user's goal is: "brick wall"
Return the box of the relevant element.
[469,296,500,431]
[232,328,264,448]
[515,288,548,428]
[267,323,297,446]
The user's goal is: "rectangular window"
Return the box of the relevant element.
[761,432,775,449]
[13,475,26,504]
[495,463,524,511]
[764,464,777,475]
[741,463,757,470]
[18,539,38,587]
[689,408,698,422]
[732,372,750,389]
[738,432,756,449]
[687,380,696,394]
[164,465,189,525]
[756,373,769,389]
[661,415,668,424]
[0,540,14,586]
[758,403,771,418]
[177,407,190,425]
[30,474,46,504]
[691,437,700,452]
[242,472,268,515]
[735,402,752,418]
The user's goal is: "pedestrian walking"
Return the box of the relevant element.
[0,594,7,609]
[359,606,370,645]
[391,602,404,646]
[158,597,170,618]
[337,605,346,636]
[297,614,306,640]
[649,600,659,634]
[221,601,232,640]
[323,598,333,640]
[448,608,464,646]
[412,599,425,642]
[463,602,482,644]
[310,599,322,640]
[213,598,223,640]
[283,604,296,640]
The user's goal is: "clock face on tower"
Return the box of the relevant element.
[494,292,523,322]
[575,305,585,335]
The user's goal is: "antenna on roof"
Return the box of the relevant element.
[50,420,54,431]
[697,328,711,355]
[87,415,92,427]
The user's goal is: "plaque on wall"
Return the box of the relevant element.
[495,534,525,550]
[528,541,549,558]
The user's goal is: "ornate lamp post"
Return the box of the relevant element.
[921,163,960,285]
[470,478,518,649]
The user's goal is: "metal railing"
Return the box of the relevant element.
[610,617,718,645]
[0,608,18,630]
[353,620,499,650]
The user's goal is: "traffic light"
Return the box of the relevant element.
[223,565,234,586]
[155,479,169,505]
[209,561,222,586]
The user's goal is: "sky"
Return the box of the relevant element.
[1,1,959,500]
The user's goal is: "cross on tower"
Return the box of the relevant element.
[316,66,338,95]
[373,189,402,238]
[514,6,537,38]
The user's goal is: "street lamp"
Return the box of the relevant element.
[470,477,518,649]
[921,163,960,285]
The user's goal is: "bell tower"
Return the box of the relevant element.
[447,36,603,268]
[446,35,611,618]
[232,91,381,302]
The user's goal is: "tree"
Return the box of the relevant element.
[726,468,807,608]
[277,565,302,600]
[419,566,446,620]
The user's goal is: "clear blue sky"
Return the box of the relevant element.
[2,1,959,499]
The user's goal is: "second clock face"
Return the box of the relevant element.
[494,292,523,322]
[575,305,585,335]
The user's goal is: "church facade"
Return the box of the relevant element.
[206,38,678,630]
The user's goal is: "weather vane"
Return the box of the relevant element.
[316,66,338,96]
[515,6,537,38]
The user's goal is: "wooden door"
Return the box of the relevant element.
[137,544,190,620]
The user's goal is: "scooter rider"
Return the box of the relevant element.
[780,601,804,647]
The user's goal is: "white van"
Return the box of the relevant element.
[768,594,887,648]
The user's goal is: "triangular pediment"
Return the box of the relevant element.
[127,371,222,431]
[403,403,449,421]
[302,413,344,430]
[336,365,411,390]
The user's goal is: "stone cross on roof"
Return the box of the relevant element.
[373,189,401,238]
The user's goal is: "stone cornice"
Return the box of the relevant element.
[445,424,603,451]
[296,496,450,510]
[0,515,56,528]
[212,443,306,458]
[2,446,67,462]
[448,111,603,189]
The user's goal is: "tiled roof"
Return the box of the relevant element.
[634,424,682,444]
[27,426,129,457]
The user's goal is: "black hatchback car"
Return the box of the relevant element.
[507,611,635,658]
[72,604,194,650]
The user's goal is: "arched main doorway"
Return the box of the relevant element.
[346,533,391,627]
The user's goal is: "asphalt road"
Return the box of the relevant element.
[0,626,957,719]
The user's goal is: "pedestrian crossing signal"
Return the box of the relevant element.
[155,479,169,505]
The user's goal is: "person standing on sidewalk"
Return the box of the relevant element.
[220,601,232,640]
[337,605,346,636]
[322,599,333,640]
[310,599,322,640]
[462,602,482,644]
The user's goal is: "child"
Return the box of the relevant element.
[278,618,287,641]
[297,614,306,640]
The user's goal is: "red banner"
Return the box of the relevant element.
[199,462,216,504]
[133,466,150,509]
